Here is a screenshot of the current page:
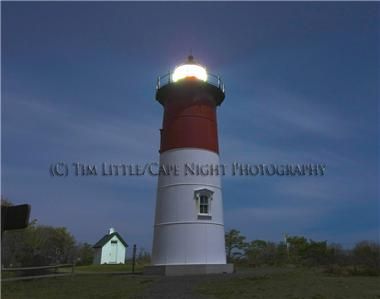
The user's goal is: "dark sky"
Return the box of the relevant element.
[2,2,379,251]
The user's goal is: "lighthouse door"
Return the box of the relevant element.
[110,240,118,263]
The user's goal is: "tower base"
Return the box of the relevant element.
[143,264,234,276]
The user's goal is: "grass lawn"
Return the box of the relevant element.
[3,266,380,299]
[197,267,380,299]
[2,274,155,299]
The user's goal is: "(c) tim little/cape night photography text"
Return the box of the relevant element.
[49,162,326,177]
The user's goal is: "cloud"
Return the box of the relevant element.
[220,84,351,142]
[3,95,161,162]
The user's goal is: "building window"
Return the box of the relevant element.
[194,189,213,217]
[199,195,209,214]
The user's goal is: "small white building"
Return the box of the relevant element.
[93,228,128,264]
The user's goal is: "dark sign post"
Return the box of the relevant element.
[1,204,31,236]
[132,244,137,273]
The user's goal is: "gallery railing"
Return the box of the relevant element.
[156,72,225,94]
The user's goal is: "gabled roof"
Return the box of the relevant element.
[93,232,128,248]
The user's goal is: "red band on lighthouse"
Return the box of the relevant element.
[160,92,219,153]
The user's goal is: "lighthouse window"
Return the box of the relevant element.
[194,189,213,217]
[199,195,209,214]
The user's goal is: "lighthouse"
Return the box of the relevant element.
[145,56,233,275]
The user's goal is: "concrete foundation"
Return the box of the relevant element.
[144,264,234,276]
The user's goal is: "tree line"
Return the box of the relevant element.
[225,229,380,276]
[2,219,94,267]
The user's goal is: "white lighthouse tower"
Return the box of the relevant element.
[145,56,233,275]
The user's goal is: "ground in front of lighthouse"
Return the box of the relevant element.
[3,266,380,299]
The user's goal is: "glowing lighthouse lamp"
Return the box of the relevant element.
[172,63,208,82]
[145,56,233,276]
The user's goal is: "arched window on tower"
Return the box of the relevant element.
[194,188,214,219]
